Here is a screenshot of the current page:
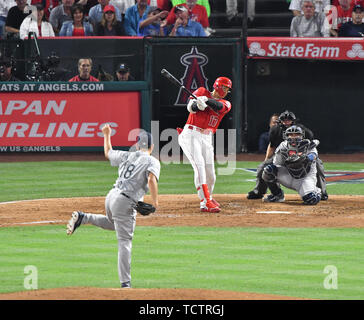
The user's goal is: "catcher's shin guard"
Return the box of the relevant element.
[262,164,278,183]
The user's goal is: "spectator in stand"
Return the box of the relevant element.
[226,0,255,24]
[95,4,125,35]
[110,0,135,14]
[69,58,99,81]
[168,5,206,36]
[74,0,98,16]
[20,3,55,39]
[290,0,330,37]
[88,0,122,27]
[1,1,30,38]
[49,0,74,34]
[289,0,330,16]
[59,3,94,36]
[331,0,364,7]
[31,0,60,19]
[124,0,149,36]
[148,0,172,11]
[138,6,169,36]
[172,0,210,16]
[339,4,364,36]
[5,0,31,38]
[258,113,279,154]
[115,63,135,80]
[0,58,19,81]
[330,0,354,37]
[166,0,209,29]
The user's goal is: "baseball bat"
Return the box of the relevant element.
[161,68,198,99]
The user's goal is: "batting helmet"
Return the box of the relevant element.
[278,110,297,128]
[283,125,304,147]
[213,77,232,97]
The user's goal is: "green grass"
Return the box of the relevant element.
[1,225,364,299]
[0,160,363,299]
[0,161,363,202]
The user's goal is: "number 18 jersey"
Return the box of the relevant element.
[186,87,231,134]
[108,149,160,202]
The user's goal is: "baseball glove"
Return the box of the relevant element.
[134,201,156,216]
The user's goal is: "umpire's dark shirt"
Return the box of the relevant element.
[269,124,314,148]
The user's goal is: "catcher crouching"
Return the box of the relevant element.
[261,125,322,205]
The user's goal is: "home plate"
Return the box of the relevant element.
[257,211,292,214]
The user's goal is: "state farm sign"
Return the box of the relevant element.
[248,37,364,60]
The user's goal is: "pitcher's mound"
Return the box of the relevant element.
[0,287,308,300]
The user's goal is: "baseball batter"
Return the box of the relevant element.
[262,125,322,205]
[178,76,232,213]
[66,125,160,288]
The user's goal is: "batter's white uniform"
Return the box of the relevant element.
[178,87,231,206]
[273,140,321,198]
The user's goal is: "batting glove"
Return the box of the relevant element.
[196,96,208,111]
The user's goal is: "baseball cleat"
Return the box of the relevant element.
[201,200,221,213]
[211,198,220,207]
[321,192,328,201]
[263,191,285,203]
[67,211,85,235]
[247,191,264,199]
[121,281,131,288]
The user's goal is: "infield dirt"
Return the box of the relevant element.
[0,194,363,300]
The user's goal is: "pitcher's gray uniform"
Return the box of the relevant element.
[68,146,160,287]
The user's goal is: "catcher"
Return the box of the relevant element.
[247,110,328,201]
[66,125,160,288]
[261,125,322,205]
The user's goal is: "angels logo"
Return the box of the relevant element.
[174,47,209,106]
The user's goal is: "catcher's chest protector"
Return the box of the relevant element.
[281,140,313,179]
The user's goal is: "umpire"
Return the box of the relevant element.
[247,110,328,200]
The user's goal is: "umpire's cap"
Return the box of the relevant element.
[279,110,297,122]
[137,131,153,149]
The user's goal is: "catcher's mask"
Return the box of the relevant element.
[283,125,304,147]
[278,110,297,128]
[213,77,232,97]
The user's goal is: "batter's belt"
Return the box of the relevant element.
[185,125,213,135]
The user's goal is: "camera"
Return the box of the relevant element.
[46,52,60,69]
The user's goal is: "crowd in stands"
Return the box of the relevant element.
[289,0,364,37]
[1,0,363,40]
[0,0,231,39]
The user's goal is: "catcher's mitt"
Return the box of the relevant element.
[134,201,156,216]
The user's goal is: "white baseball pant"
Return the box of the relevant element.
[178,125,216,200]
